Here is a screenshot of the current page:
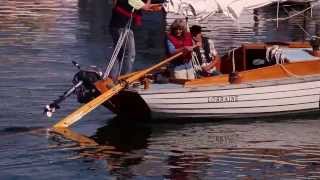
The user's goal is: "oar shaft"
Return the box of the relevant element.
[53,83,125,128]
[126,52,183,83]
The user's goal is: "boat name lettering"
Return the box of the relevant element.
[208,95,238,103]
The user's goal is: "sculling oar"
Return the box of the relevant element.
[53,51,185,128]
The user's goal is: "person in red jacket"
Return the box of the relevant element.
[166,19,195,80]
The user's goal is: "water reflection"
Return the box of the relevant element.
[49,117,320,179]
[91,118,152,177]
[92,118,151,152]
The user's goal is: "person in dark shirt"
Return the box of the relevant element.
[108,0,161,80]
[190,25,221,76]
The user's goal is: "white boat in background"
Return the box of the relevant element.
[163,0,315,20]
[95,41,320,120]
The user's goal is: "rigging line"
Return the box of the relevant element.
[282,6,313,38]
[276,0,280,29]
[105,14,135,76]
[178,1,320,23]
[103,31,127,79]
[191,52,201,78]
[117,12,134,77]
[118,30,130,77]
[245,1,320,23]
[104,31,127,77]
[278,64,299,78]
[103,9,134,79]
[104,19,132,79]
[227,48,237,73]
[284,7,320,39]
[287,6,314,20]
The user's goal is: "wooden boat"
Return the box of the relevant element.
[92,41,320,120]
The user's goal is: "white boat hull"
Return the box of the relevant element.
[136,76,320,119]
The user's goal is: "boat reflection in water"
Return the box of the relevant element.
[50,117,320,179]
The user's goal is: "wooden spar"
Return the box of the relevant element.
[51,127,98,146]
[51,127,123,158]
[53,51,184,128]
[117,70,141,80]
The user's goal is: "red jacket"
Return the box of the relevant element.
[167,32,193,64]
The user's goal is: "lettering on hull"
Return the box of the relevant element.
[208,95,238,103]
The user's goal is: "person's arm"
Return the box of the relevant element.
[167,39,192,55]
[203,38,221,71]
[167,40,176,54]
[208,39,218,58]
[129,0,162,11]
[128,0,145,10]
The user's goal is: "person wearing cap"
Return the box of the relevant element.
[190,25,221,77]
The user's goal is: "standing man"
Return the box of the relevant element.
[108,0,162,80]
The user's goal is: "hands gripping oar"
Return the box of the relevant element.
[51,50,189,128]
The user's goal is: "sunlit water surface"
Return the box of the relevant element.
[0,0,320,179]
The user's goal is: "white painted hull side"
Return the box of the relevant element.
[137,77,320,119]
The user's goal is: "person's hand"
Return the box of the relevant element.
[202,65,211,72]
[142,3,152,11]
[184,46,194,52]
[195,41,201,47]
[150,4,162,11]
[142,3,162,11]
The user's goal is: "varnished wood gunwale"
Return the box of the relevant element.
[185,59,320,87]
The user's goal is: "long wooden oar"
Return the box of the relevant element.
[53,51,184,128]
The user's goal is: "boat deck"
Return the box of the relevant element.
[282,48,318,62]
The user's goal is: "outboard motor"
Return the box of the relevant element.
[72,66,103,103]
[44,62,104,117]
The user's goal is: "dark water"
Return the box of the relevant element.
[0,0,320,179]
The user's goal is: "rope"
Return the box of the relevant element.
[282,6,314,38]
[104,31,127,78]
[266,46,271,63]
[231,48,236,73]
[103,9,134,79]
[276,0,280,29]
[191,52,202,78]
[176,1,320,24]
[278,64,299,78]
[117,29,131,77]
[246,1,320,23]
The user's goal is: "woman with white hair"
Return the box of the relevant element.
[166,19,195,80]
